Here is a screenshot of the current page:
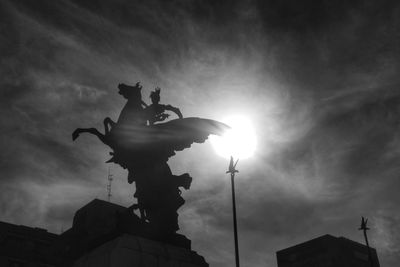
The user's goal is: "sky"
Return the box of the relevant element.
[1,0,400,266]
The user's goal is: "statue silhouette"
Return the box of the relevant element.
[72,82,228,236]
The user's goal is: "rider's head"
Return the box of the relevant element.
[150,87,161,104]
[118,82,142,100]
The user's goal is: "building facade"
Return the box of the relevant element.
[276,234,380,267]
[0,221,59,267]
[0,199,208,267]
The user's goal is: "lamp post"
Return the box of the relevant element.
[210,115,256,267]
[359,216,374,267]
[226,156,240,267]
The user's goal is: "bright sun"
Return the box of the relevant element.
[210,115,257,159]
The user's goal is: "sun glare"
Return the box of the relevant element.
[210,115,257,159]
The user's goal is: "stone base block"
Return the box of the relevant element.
[72,234,208,267]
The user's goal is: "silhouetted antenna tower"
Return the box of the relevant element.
[107,166,113,202]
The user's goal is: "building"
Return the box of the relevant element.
[276,234,380,267]
[0,199,208,267]
[0,221,59,267]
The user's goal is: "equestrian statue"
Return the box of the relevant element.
[72,82,228,238]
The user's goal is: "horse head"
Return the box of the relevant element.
[118,82,143,101]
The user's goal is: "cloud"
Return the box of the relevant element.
[1,0,400,266]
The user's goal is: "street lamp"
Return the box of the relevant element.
[226,156,240,267]
[210,115,257,267]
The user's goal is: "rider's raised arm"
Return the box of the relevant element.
[141,100,148,108]
[165,105,183,119]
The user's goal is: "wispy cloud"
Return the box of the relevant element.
[1,0,400,266]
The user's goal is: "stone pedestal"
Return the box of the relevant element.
[57,199,208,267]
[72,234,208,267]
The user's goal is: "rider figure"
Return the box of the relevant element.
[145,87,183,125]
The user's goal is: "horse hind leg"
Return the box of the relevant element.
[72,128,97,141]
[72,128,84,141]
[72,128,108,145]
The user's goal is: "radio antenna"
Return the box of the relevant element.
[107,166,113,202]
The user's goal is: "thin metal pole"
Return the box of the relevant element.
[359,217,374,267]
[231,172,240,267]
[363,230,374,267]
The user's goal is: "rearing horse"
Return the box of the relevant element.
[72,82,147,149]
